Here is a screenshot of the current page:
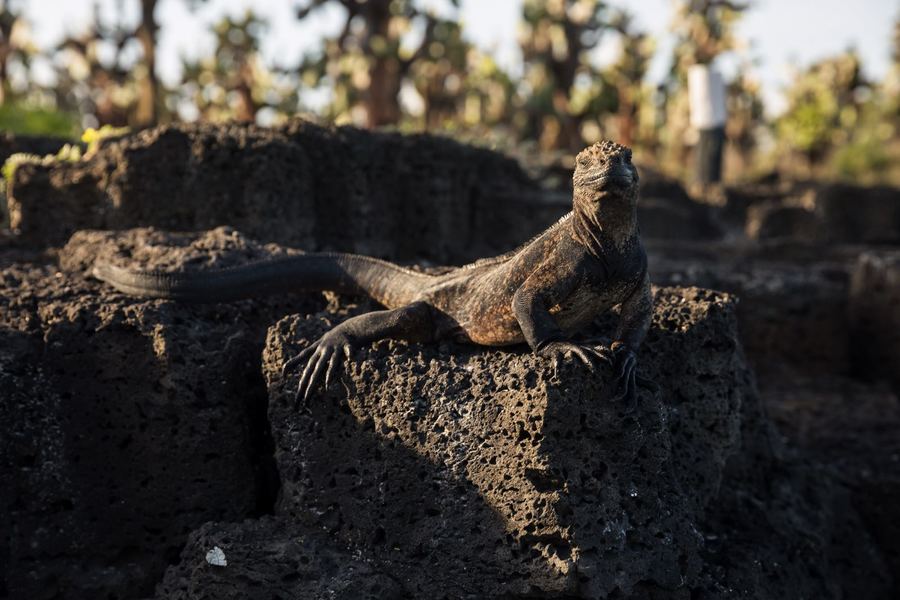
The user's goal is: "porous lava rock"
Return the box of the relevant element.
[648,242,852,377]
[153,517,408,600]
[6,121,545,264]
[850,251,900,390]
[636,166,725,241]
[2,226,891,599]
[725,180,900,244]
[745,201,818,241]
[237,286,888,599]
[763,374,900,594]
[6,121,735,264]
[814,183,900,244]
[0,228,325,599]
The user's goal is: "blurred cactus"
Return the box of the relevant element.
[297,0,460,128]
[134,0,160,126]
[54,5,133,127]
[407,19,517,132]
[0,1,78,136]
[52,2,161,128]
[725,65,764,173]
[409,19,467,129]
[670,0,749,69]
[776,50,866,168]
[518,0,616,152]
[179,12,298,123]
[607,9,654,148]
[0,0,893,184]
[0,0,35,105]
[51,0,160,128]
[886,13,900,118]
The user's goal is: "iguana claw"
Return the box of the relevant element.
[607,347,658,410]
[609,347,637,404]
[282,331,352,408]
[538,340,614,371]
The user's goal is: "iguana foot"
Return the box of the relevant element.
[538,340,614,371]
[282,330,352,408]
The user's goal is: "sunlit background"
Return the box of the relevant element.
[2,0,898,182]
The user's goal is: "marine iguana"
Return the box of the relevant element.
[93,139,653,404]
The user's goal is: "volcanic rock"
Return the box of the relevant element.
[0,228,323,599]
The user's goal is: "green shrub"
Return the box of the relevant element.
[0,103,79,138]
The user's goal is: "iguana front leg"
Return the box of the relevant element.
[513,267,653,404]
[282,301,435,406]
[511,267,611,369]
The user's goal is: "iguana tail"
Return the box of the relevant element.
[92,253,433,308]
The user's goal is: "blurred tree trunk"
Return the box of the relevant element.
[608,10,653,148]
[519,0,611,153]
[363,0,403,127]
[0,1,16,105]
[235,61,257,122]
[550,16,585,152]
[297,0,454,128]
[135,0,159,126]
[616,88,636,146]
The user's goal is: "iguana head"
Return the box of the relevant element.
[571,140,640,251]
[572,139,639,200]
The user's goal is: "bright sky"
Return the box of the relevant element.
[20,0,900,117]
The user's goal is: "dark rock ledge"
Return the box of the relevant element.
[1,228,891,599]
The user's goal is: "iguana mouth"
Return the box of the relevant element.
[577,168,634,190]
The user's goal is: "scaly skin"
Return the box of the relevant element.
[95,140,653,406]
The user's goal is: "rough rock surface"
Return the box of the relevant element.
[763,374,900,587]
[7,121,546,264]
[814,183,900,244]
[240,286,887,599]
[647,241,852,377]
[3,119,899,598]
[849,251,900,390]
[636,166,725,241]
[6,121,732,264]
[745,201,818,241]
[154,517,407,600]
[0,228,324,599]
[0,132,77,166]
[726,179,900,244]
[1,225,893,599]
